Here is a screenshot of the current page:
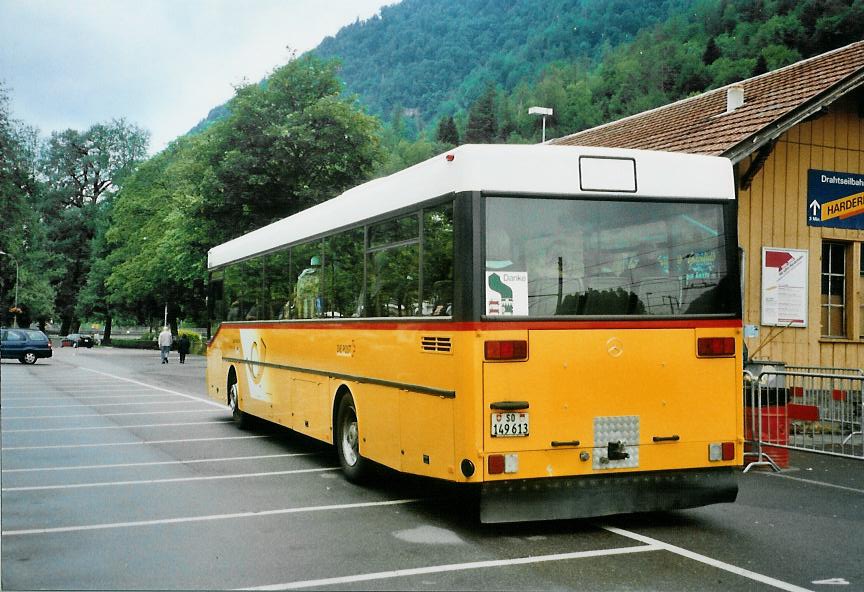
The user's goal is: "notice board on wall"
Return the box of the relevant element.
[761,247,808,328]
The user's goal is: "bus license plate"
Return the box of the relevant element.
[491,412,529,437]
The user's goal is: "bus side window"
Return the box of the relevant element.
[208,274,225,335]
[264,250,293,320]
[325,229,364,318]
[243,257,266,321]
[223,264,243,321]
[367,214,421,317]
[367,245,420,317]
[423,204,454,316]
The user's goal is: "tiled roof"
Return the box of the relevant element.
[551,41,864,162]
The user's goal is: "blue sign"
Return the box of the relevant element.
[807,169,864,229]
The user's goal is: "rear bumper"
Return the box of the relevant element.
[480,467,738,523]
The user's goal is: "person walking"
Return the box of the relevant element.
[177,333,191,364]
[158,326,173,364]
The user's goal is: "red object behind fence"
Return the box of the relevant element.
[744,405,789,468]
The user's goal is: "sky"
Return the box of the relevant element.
[0,0,399,153]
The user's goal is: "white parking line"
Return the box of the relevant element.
[2,499,420,536]
[4,370,226,411]
[3,391,156,398]
[4,386,158,393]
[2,452,314,473]
[2,420,232,433]
[4,390,160,396]
[7,385,157,391]
[2,409,219,419]
[2,467,339,491]
[8,377,145,381]
[2,394,187,401]
[232,523,821,592]
[601,525,812,592]
[756,471,864,494]
[3,400,202,409]
[2,435,270,450]
[242,546,660,591]
[80,367,228,409]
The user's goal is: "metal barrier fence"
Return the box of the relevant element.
[785,365,864,377]
[743,368,863,472]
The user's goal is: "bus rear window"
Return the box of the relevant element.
[484,197,738,318]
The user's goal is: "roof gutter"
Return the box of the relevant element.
[723,67,864,164]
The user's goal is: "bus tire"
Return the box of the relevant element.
[227,370,251,429]
[335,393,370,483]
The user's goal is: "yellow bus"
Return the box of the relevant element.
[206,144,742,522]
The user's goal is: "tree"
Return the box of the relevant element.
[195,55,383,239]
[40,119,149,334]
[753,53,769,75]
[106,54,383,334]
[0,83,57,328]
[106,139,207,334]
[464,84,498,143]
[41,120,149,208]
[702,36,721,64]
[76,198,118,341]
[435,115,459,145]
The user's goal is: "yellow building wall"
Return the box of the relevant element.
[738,97,864,368]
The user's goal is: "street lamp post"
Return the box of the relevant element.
[0,249,20,328]
[528,106,553,143]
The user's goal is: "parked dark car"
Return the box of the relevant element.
[61,333,95,348]
[0,328,53,364]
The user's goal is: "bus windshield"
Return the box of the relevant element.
[484,196,738,318]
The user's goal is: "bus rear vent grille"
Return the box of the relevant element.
[421,336,452,353]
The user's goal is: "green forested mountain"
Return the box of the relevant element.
[325,0,863,129]
[313,0,684,120]
[192,0,864,142]
[190,0,680,134]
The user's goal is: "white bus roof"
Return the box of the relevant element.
[207,144,734,270]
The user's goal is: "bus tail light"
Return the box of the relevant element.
[485,340,528,361]
[709,442,735,461]
[488,454,519,474]
[697,337,735,357]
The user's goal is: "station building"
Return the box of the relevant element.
[551,41,864,369]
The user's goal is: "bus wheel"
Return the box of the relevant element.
[336,394,370,483]
[227,373,250,429]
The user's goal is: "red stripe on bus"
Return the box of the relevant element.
[214,318,741,334]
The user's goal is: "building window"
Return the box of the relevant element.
[820,241,847,338]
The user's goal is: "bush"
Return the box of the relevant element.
[178,329,205,355]
[105,330,205,354]
[109,339,158,350]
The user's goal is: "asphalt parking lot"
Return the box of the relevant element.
[1,346,862,591]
